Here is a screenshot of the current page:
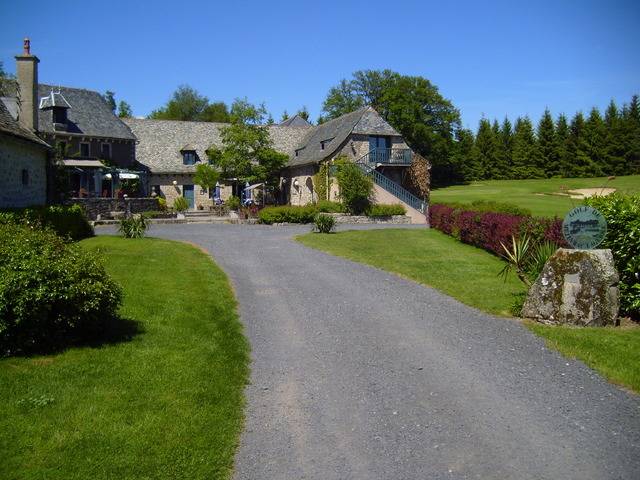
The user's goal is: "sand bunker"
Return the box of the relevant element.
[566,188,616,199]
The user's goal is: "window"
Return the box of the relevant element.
[21,169,29,186]
[80,142,90,157]
[100,143,112,160]
[52,108,67,124]
[320,137,334,151]
[182,151,196,165]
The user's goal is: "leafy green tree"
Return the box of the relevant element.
[200,101,230,123]
[511,117,542,178]
[0,61,16,96]
[321,70,461,185]
[209,98,287,187]
[193,163,220,194]
[537,109,559,177]
[149,85,229,122]
[103,91,116,113]
[334,156,373,214]
[117,101,133,118]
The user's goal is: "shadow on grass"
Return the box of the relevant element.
[1,315,144,359]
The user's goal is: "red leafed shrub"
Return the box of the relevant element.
[429,204,567,256]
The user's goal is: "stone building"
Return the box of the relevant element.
[126,107,428,222]
[0,100,50,208]
[124,118,310,210]
[1,39,138,199]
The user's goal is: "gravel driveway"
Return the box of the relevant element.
[101,223,640,479]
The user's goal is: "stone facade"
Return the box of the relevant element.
[287,164,317,206]
[68,197,159,220]
[0,133,48,208]
[149,173,233,210]
[327,213,411,224]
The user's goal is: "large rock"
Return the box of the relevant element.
[522,249,619,326]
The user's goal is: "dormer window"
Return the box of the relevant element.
[295,146,305,157]
[52,107,67,124]
[320,137,334,151]
[183,151,196,165]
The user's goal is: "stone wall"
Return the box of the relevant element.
[149,173,233,210]
[287,164,317,206]
[0,133,48,208]
[67,197,159,220]
[327,213,412,224]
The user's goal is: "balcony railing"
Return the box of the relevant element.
[360,148,413,165]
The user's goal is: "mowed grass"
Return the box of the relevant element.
[0,237,250,480]
[527,322,640,393]
[430,175,640,217]
[298,228,640,394]
[297,228,525,316]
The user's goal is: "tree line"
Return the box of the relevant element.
[453,97,640,183]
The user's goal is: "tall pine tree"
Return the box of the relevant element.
[582,107,607,176]
[452,128,479,181]
[555,114,571,176]
[511,117,542,178]
[537,109,559,177]
[499,117,514,179]
[621,95,640,173]
[473,118,499,179]
[604,100,625,175]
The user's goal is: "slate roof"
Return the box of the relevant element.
[288,106,400,167]
[278,114,312,127]
[37,84,136,140]
[123,118,312,174]
[0,100,50,148]
[123,106,402,174]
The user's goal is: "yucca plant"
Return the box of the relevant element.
[498,234,558,287]
[118,215,147,239]
[313,213,336,233]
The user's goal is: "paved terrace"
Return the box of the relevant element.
[98,224,640,479]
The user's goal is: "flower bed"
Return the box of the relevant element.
[429,203,566,256]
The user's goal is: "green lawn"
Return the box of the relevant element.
[0,237,250,480]
[430,175,640,217]
[297,228,525,316]
[527,322,640,393]
[297,228,640,394]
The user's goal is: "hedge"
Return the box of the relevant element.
[259,203,408,224]
[0,223,122,355]
[585,193,640,318]
[429,203,566,257]
[0,204,93,240]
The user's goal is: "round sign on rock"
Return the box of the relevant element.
[562,206,607,249]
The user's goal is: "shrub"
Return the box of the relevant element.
[173,196,189,212]
[0,224,122,355]
[157,197,167,211]
[119,215,148,238]
[316,200,344,213]
[439,200,532,217]
[0,204,93,241]
[335,159,373,214]
[367,204,406,217]
[585,193,640,318]
[314,213,336,233]
[258,205,317,224]
[429,203,567,257]
[226,195,241,211]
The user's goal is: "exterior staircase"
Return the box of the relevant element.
[356,151,428,225]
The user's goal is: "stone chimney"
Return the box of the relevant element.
[15,38,39,132]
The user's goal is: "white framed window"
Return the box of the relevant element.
[182,151,196,165]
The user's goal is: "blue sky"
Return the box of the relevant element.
[1,0,638,129]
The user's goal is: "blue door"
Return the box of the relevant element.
[183,184,194,209]
[368,136,391,163]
